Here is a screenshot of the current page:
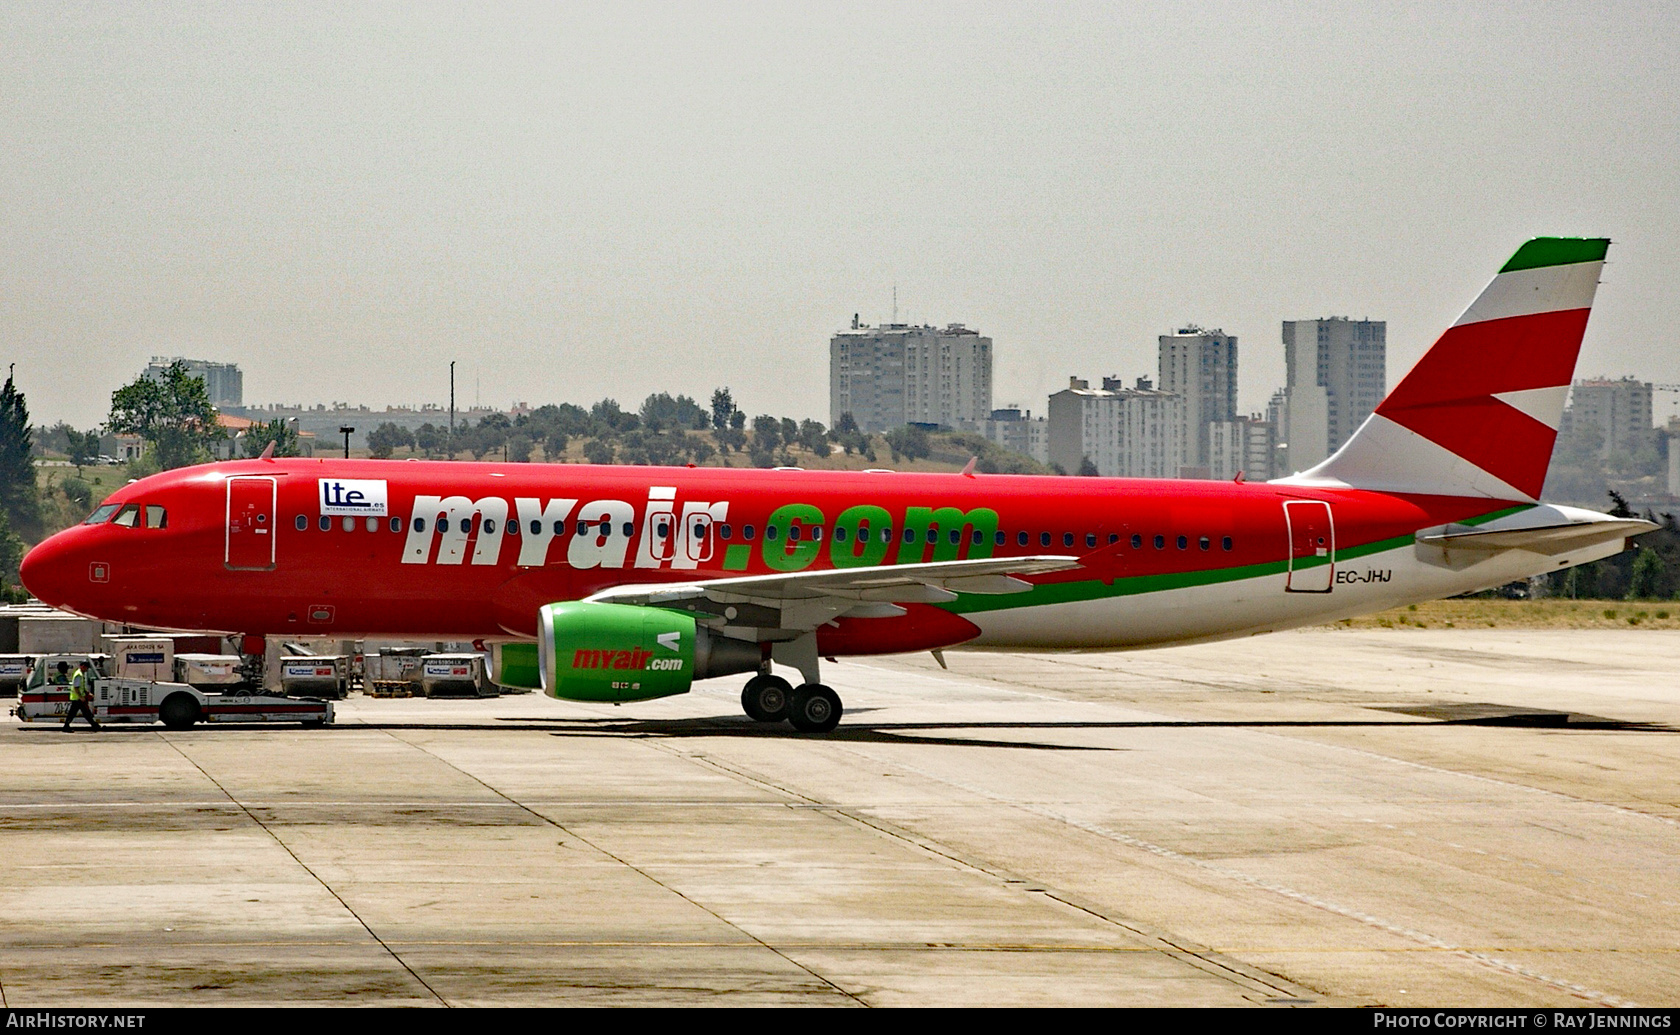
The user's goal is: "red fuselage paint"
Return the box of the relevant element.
[20,458,1503,652]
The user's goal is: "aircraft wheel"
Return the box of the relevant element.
[741,674,792,722]
[159,693,200,730]
[786,684,842,734]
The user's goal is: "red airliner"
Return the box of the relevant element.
[21,238,1651,731]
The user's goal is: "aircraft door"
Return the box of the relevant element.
[1283,500,1334,593]
[682,508,714,564]
[226,476,277,571]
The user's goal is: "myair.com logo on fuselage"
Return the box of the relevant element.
[319,479,389,517]
[399,484,1001,572]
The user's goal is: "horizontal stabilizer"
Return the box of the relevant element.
[1416,506,1655,555]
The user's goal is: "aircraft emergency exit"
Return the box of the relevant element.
[20,238,1652,732]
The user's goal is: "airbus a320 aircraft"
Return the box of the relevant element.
[20,238,1652,732]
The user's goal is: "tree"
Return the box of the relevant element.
[799,419,830,458]
[245,419,302,458]
[885,424,930,463]
[415,423,448,459]
[66,428,100,472]
[107,361,223,470]
[1078,457,1100,476]
[751,414,781,452]
[711,388,736,431]
[365,422,414,459]
[543,429,568,461]
[0,370,40,539]
[1607,489,1635,518]
[507,433,533,463]
[1627,547,1666,600]
[582,438,615,465]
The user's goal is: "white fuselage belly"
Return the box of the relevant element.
[964,538,1625,651]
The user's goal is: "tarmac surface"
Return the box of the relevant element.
[2,626,1677,1007]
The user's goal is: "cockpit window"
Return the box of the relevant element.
[84,504,119,525]
[145,506,166,529]
[111,504,140,528]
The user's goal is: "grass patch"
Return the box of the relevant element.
[1332,598,1680,630]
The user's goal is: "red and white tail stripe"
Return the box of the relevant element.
[1278,237,1608,502]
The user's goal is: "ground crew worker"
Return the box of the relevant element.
[63,661,100,731]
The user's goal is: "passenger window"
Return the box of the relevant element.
[926,528,937,544]
[810,526,822,541]
[834,526,848,542]
[694,523,708,539]
[576,521,589,536]
[743,525,756,540]
[656,522,670,538]
[391,517,404,532]
[622,522,634,537]
[786,526,799,542]
[366,517,380,533]
[1063,532,1074,548]
[483,519,496,534]
[295,515,308,531]
[505,520,518,536]
[903,529,915,544]
[947,529,960,545]
[1199,536,1210,551]
[319,515,332,532]
[1131,534,1142,549]
[1017,531,1029,547]
[1177,535,1188,550]
[84,504,119,525]
[146,506,167,529]
[112,505,139,528]
[720,524,733,540]
[343,517,356,532]
[1039,532,1050,547]
[1085,533,1096,548]
[1222,536,1233,551]
[552,520,565,535]
[766,525,780,541]
[994,531,1005,546]
[1108,533,1119,545]
[460,518,473,534]
[879,527,892,543]
[1154,535,1165,549]
[414,517,426,533]
[529,520,542,535]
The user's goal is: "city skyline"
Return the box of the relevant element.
[4,4,1677,428]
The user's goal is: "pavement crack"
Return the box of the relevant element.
[158,734,450,1007]
[381,729,867,1007]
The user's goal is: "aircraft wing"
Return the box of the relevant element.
[586,555,1081,633]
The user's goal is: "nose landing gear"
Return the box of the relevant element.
[739,673,843,734]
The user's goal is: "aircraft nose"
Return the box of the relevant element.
[19,530,83,608]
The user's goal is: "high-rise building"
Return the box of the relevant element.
[1047,376,1184,478]
[145,357,243,409]
[1208,416,1277,482]
[981,408,1049,465]
[1279,318,1385,471]
[830,320,992,433]
[1157,326,1238,469]
[1563,377,1654,459]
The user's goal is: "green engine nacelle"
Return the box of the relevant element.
[488,642,541,691]
[535,601,760,703]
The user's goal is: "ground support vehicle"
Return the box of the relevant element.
[13,655,332,728]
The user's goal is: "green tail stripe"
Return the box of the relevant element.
[1499,237,1609,274]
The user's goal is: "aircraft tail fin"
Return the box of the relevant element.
[1275,237,1609,501]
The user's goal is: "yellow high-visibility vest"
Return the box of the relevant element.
[69,670,88,701]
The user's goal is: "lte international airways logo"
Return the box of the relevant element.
[318,479,389,517]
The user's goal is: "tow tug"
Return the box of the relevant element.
[13,654,334,728]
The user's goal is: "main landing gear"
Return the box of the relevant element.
[740,673,843,734]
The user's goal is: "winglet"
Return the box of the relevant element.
[960,456,977,478]
[258,441,276,461]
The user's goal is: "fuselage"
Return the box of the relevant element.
[19,457,1576,654]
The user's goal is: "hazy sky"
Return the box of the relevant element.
[5,2,1678,430]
